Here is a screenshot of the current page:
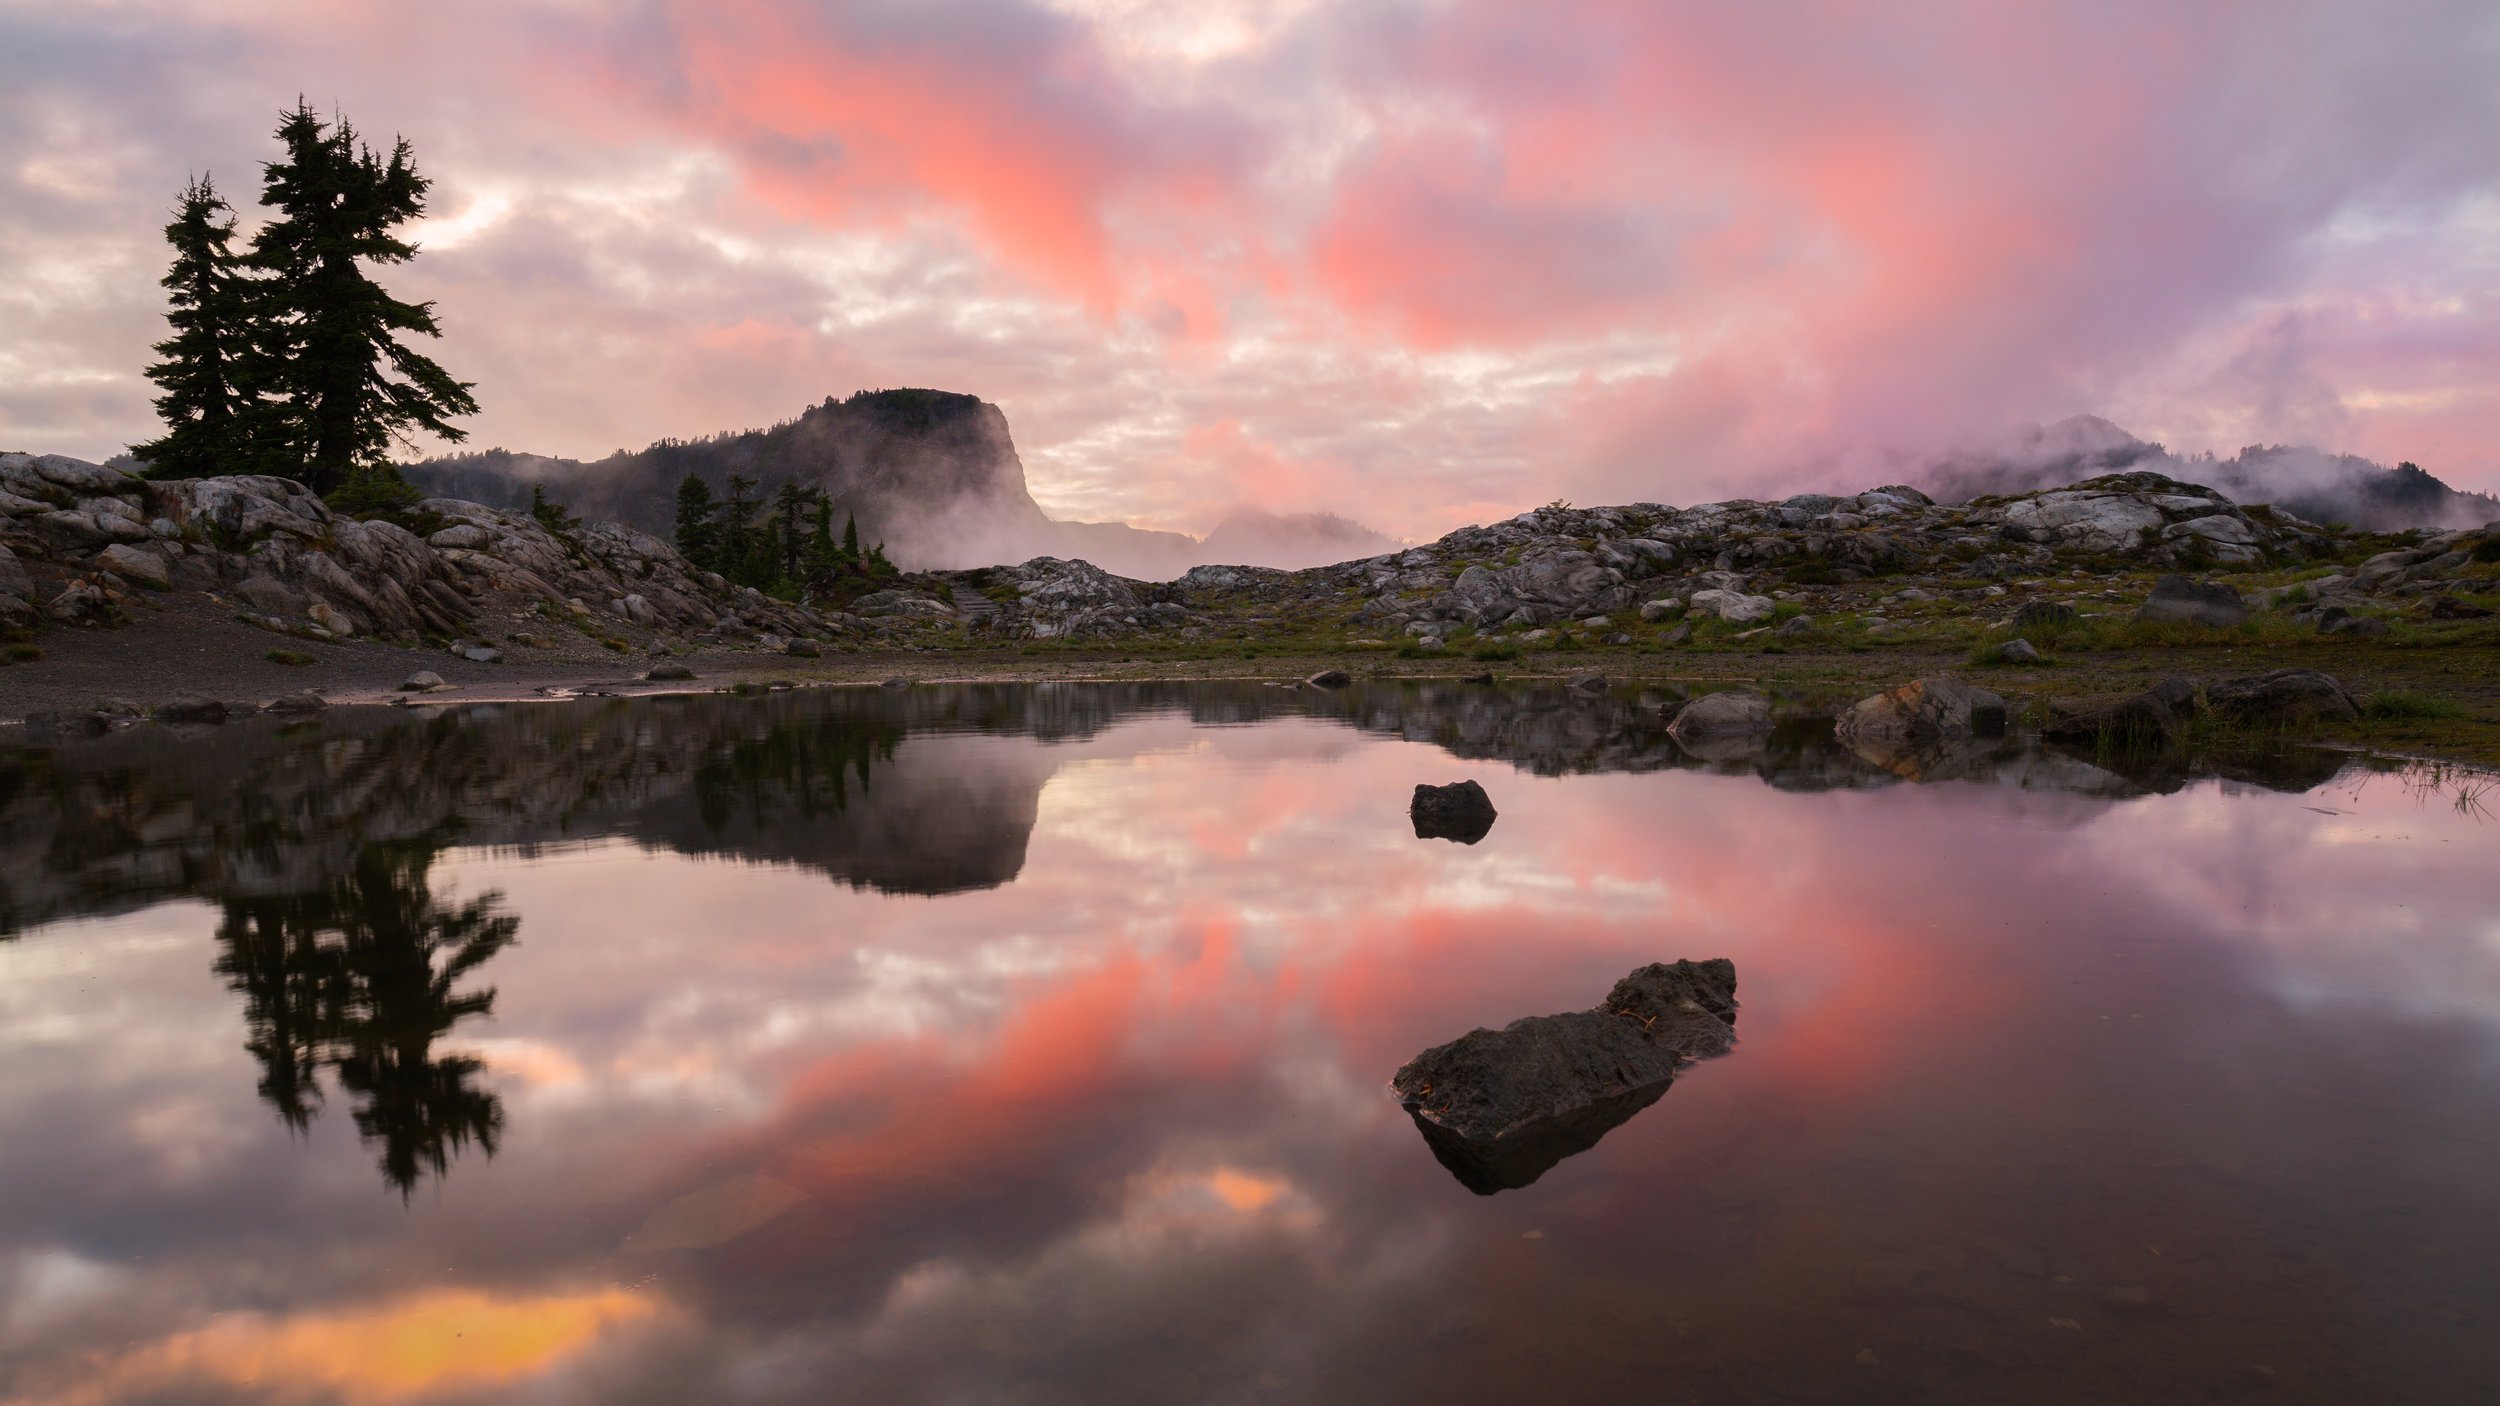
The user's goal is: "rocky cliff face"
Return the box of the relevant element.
[406,389,1211,577]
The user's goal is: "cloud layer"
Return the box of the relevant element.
[2,0,2495,535]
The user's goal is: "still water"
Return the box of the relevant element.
[0,682,2494,1404]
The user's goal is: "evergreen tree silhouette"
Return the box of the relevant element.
[131,175,261,477]
[214,845,517,1197]
[246,101,476,497]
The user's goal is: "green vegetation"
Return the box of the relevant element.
[133,103,475,506]
[2365,690,2469,721]
[4,643,40,664]
[265,647,318,666]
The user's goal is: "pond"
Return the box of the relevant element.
[1,682,2494,1404]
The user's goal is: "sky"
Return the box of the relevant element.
[2,0,2497,539]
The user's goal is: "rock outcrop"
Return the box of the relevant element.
[1389,960,1738,1194]
[0,452,828,649]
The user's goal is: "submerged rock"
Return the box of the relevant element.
[1411,779,1498,844]
[1389,959,1737,1194]
[1305,668,1351,689]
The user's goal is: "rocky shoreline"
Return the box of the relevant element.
[5,452,2495,761]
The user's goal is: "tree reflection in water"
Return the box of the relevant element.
[212,846,518,1196]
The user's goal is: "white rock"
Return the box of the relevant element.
[97,543,169,587]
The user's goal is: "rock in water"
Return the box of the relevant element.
[2043,676,2198,746]
[1411,780,1497,844]
[1305,668,1351,689]
[153,695,227,724]
[1390,960,1738,1194]
[2135,574,2249,628]
[1666,690,1772,739]
[1834,677,2007,742]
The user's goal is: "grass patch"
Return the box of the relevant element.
[4,643,41,664]
[2365,689,2469,721]
[264,648,318,666]
[1468,641,1520,662]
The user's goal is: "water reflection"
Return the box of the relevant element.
[0,682,2494,1404]
[214,845,515,1194]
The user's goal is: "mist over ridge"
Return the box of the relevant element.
[403,389,1398,580]
[405,391,2489,592]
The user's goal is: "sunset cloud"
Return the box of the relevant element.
[1,0,2493,535]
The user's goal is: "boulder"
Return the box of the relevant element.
[1388,959,1737,1194]
[2207,670,2359,727]
[45,580,112,622]
[1688,588,1777,624]
[1305,668,1352,689]
[399,671,446,691]
[880,677,913,688]
[460,644,503,664]
[1834,677,2007,742]
[785,638,822,658]
[153,695,227,724]
[2011,600,2076,630]
[97,543,169,588]
[1411,780,1498,844]
[645,662,695,681]
[266,692,328,715]
[1668,690,1772,738]
[2043,677,2197,746]
[1995,638,2042,664]
[2135,575,2248,629]
[1566,671,1607,694]
[1637,597,1683,623]
[233,573,308,617]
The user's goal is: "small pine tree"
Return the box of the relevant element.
[841,511,861,564]
[674,473,720,570]
[131,175,260,478]
[249,101,476,496]
[529,484,581,535]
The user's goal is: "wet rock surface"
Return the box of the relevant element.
[1389,959,1739,1194]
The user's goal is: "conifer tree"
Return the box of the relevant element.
[248,102,476,497]
[131,175,259,477]
[528,484,580,535]
[802,493,839,578]
[718,473,764,585]
[674,473,721,570]
[841,511,862,564]
[769,480,815,582]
